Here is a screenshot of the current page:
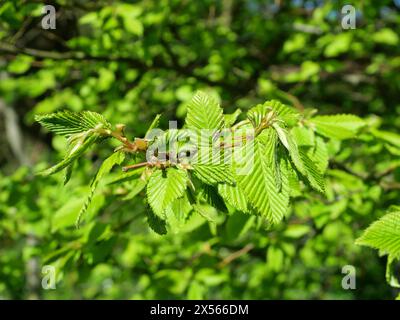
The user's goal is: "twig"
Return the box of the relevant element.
[0,42,240,91]
[284,92,305,111]
[122,162,149,172]
[218,244,254,268]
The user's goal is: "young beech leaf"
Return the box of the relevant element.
[356,211,400,258]
[235,129,289,224]
[76,151,125,227]
[290,126,329,177]
[274,143,283,191]
[310,114,365,140]
[247,103,272,128]
[38,134,99,176]
[147,210,167,235]
[198,184,228,213]
[287,132,325,193]
[224,108,242,127]
[35,110,111,136]
[122,179,147,200]
[108,167,145,185]
[146,168,188,218]
[145,114,162,139]
[290,126,315,147]
[165,193,193,233]
[277,153,291,197]
[192,203,219,223]
[273,123,290,150]
[307,136,329,174]
[63,163,74,185]
[51,197,85,232]
[185,91,224,130]
[247,100,298,128]
[287,162,301,197]
[264,100,298,117]
[192,164,235,185]
[218,183,249,213]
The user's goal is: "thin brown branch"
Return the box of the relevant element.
[218,244,254,268]
[0,42,241,92]
[122,162,149,172]
[284,92,305,111]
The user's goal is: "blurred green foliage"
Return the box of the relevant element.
[0,0,400,299]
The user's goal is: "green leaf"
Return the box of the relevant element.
[147,168,188,218]
[76,151,125,227]
[165,194,193,233]
[35,110,111,137]
[372,28,399,46]
[147,210,167,235]
[287,162,301,197]
[267,246,284,272]
[108,168,145,185]
[386,255,400,288]
[218,183,249,213]
[38,134,99,176]
[284,225,311,238]
[123,179,147,200]
[290,126,315,147]
[225,212,255,241]
[185,91,224,130]
[308,136,329,174]
[287,133,325,193]
[356,211,400,258]
[291,126,328,174]
[235,129,289,224]
[7,54,34,74]
[299,148,325,193]
[265,100,298,117]
[224,108,242,127]
[371,129,400,148]
[63,163,74,185]
[192,164,235,185]
[52,198,85,232]
[273,123,290,150]
[247,104,273,128]
[310,114,365,140]
[247,100,298,128]
[145,114,162,139]
[198,184,228,213]
[192,203,219,223]
[385,144,400,156]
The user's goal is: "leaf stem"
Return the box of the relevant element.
[122,162,149,172]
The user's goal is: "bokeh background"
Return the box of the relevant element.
[1,0,400,299]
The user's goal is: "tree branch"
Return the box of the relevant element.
[218,244,254,268]
[0,41,242,92]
